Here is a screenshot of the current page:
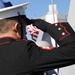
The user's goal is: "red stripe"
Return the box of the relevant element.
[27,25,39,41]
[59,23,70,41]
[0,42,10,46]
[40,46,54,50]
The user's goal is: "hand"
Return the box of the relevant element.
[31,19,50,32]
[24,15,32,25]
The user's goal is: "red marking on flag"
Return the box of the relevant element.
[27,24,39,41]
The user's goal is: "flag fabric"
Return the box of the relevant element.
[27,24,54,50]
[0,0,12,8]
[27,24,39,41]
[40,46,54,50]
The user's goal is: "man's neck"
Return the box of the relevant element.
[0,32,17,39]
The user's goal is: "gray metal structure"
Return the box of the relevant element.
[58,0,75,75]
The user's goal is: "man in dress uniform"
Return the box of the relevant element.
[0,2,75,75]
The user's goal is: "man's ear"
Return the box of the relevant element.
[13,23,18,32]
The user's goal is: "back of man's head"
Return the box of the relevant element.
[0,2,31,39]
[0,19,17,33]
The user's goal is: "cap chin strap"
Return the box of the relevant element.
[17,12,32,39]
[18,16,28,39]
[18,15,23,39]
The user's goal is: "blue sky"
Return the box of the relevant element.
[5,0,70,19]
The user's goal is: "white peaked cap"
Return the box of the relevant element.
[0,2,29,19]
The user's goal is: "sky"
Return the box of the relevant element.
[4,0,70,19]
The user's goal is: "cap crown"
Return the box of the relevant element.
[0,2,29,19]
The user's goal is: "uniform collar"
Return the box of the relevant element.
[0,37,16,44]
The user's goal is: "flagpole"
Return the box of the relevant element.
[51,1,59,74]
[51,0,55,23]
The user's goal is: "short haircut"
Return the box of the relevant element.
[0,18,17,33]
